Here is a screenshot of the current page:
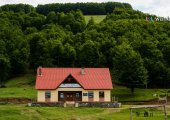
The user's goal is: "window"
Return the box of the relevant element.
[88,91,94,98]
[83,93,88,96]
[45,91,51,98]
[76,93,80,98]
[99,91,105,98]
[59,83,81,88]
[60,93,64,98]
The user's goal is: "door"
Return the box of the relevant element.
[66,93,73,101]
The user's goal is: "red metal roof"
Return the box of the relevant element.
[35,68,113,90]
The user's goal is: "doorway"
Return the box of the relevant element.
[66,93,73,101]
[58,91,82,102]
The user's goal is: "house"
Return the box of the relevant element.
[35,67,113,102]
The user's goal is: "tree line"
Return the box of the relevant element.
[0,2,132,15]
[0,3,170,92]
[36,2,132,15]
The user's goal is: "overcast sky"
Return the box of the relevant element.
[0,0,169,17]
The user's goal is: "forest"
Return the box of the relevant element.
[0,3,170,91]
[0,2,132,15]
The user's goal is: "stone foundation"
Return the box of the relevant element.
[29,102,121,108]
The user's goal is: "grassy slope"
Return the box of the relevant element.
[0,104,169,120]
[111,88,169,102]
[0,74,37,99]
[84,15,106,23]
[0,74,169,102]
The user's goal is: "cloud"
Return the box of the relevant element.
[0,0,170,17]
[114,0,170,17]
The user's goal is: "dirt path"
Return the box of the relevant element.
[0,98,34,104]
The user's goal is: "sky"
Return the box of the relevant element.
[0,0,169,17]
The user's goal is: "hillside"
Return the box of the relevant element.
[0,2,170,120]
[0,2,170,92]
[0,74,36,100]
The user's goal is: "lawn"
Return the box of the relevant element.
[0,104,169,120]
[84,15,106,23]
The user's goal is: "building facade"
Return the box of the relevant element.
[35,68,113,102]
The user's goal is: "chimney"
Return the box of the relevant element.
[38,66,42,76]
[81,68,85,75]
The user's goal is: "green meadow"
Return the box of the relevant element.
[85,15,106,23]
[0,104,169,120]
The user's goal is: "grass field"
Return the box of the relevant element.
[84,15,106,24]
[0,104,169,120]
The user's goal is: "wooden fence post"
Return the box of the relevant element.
[164,105,167,120]
[130,108,133,120]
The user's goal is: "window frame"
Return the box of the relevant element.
[88,91,94,98]
[60,93,64,99]
[45,91,51,98]
[99,91,105,98]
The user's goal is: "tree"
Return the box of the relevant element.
[86,17,95,28]
[46,11,56,23]
[111,42,148,94]
[1,4,35,13]
[161,39,170,66]
[52,40,65,66]
[63,43,76,67]
[0,55,10,86]
[36,2,132,15]
[78,40,100,67]
[29,33,52,68]
[10,48,29,74]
